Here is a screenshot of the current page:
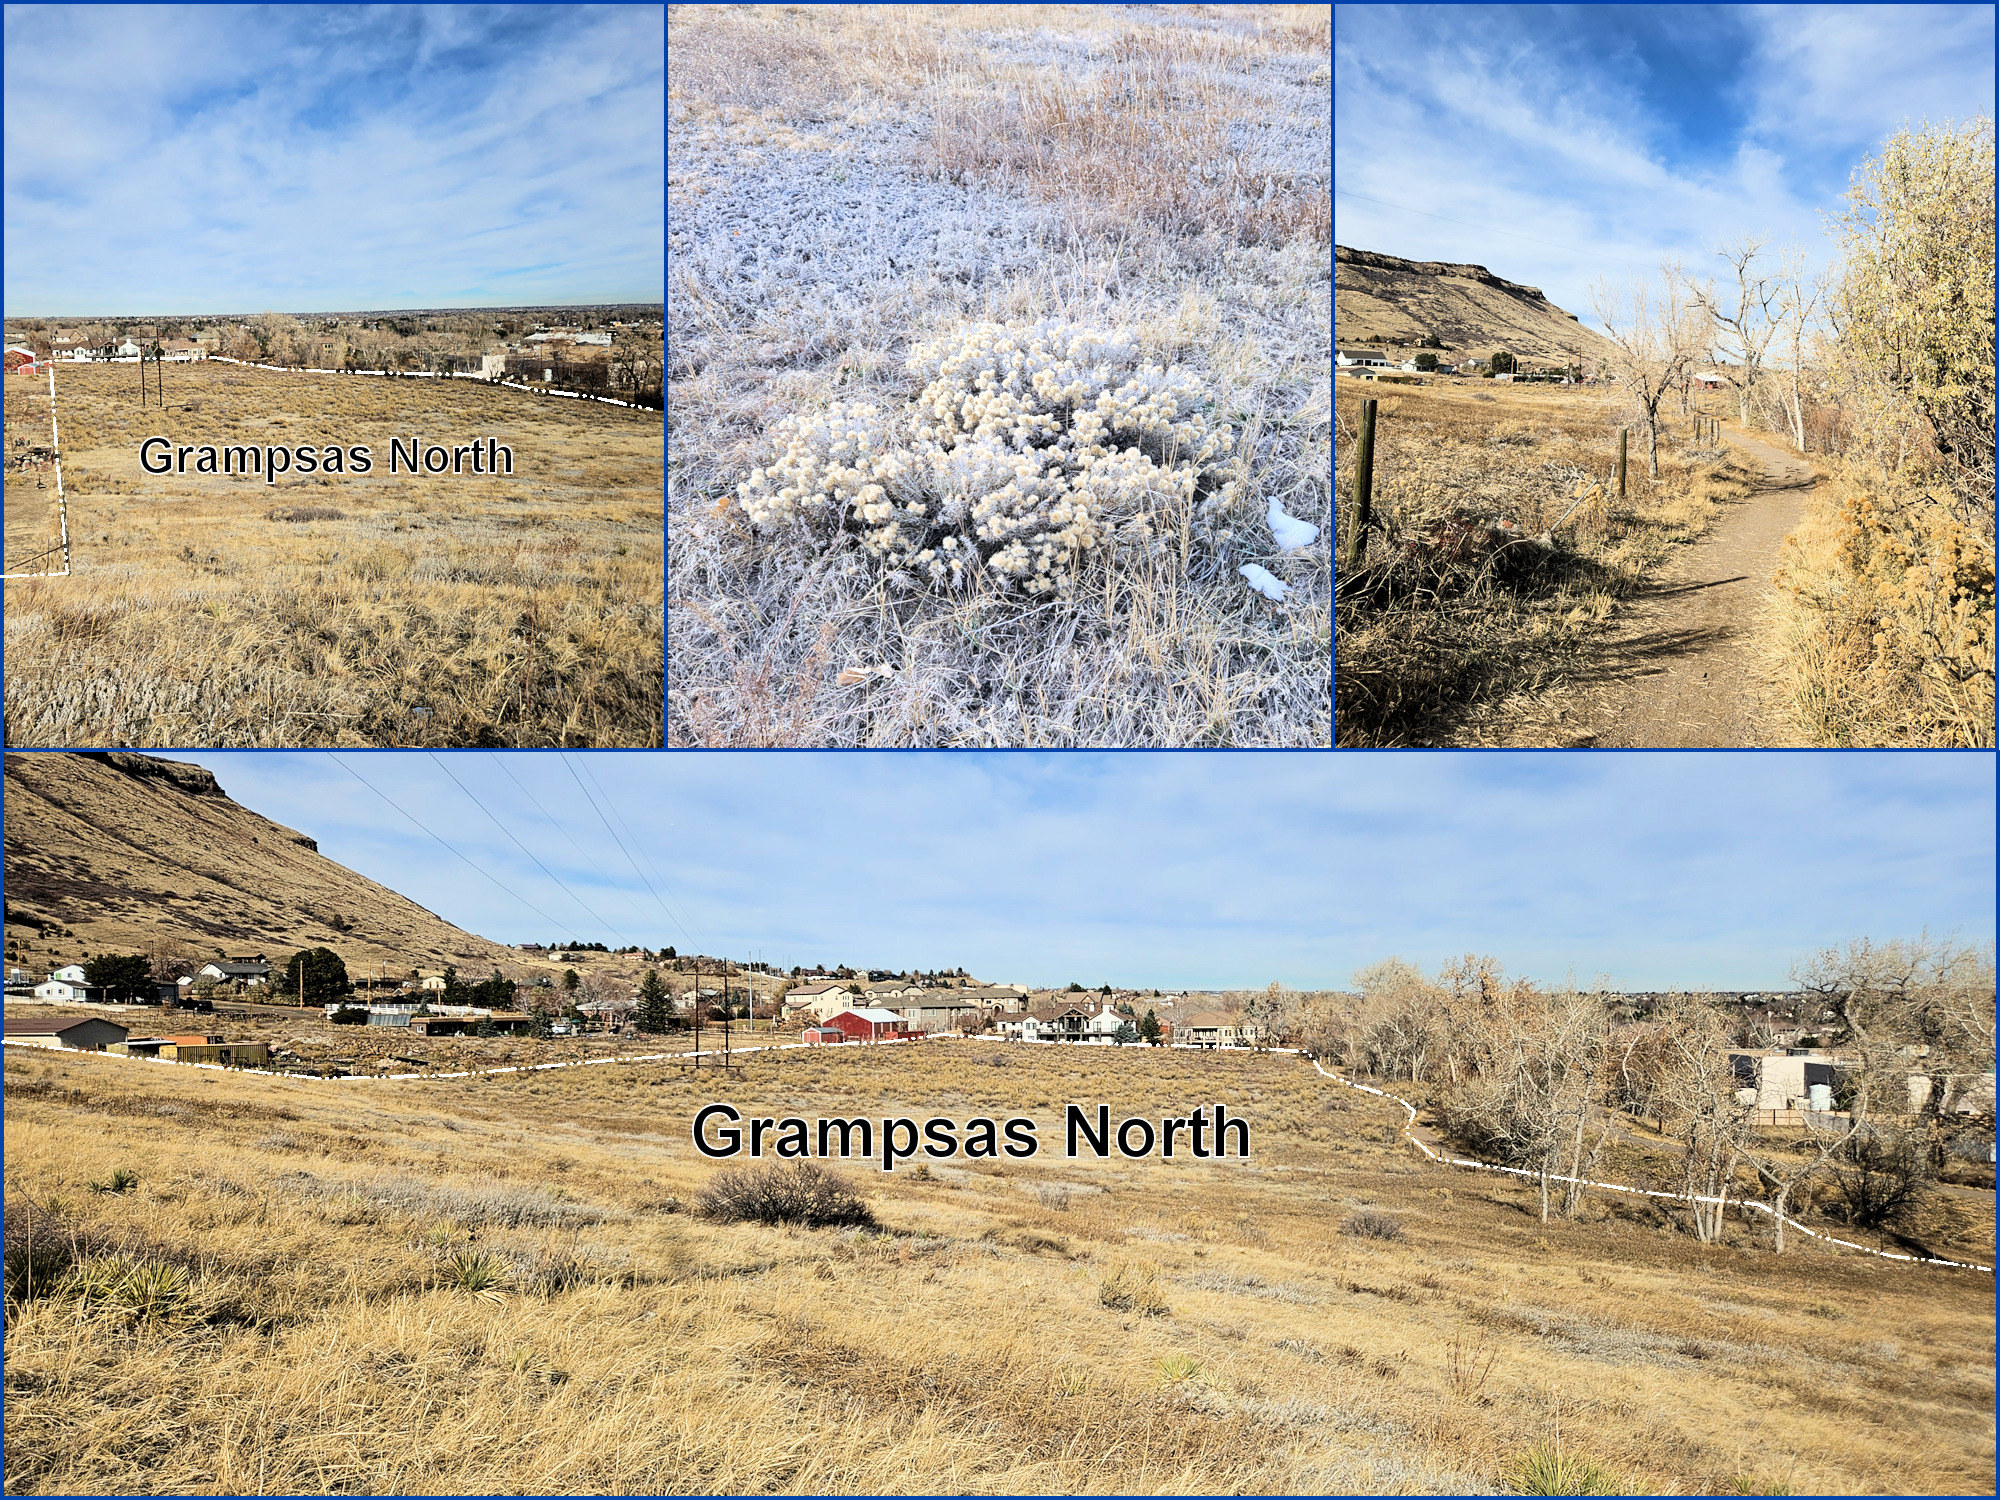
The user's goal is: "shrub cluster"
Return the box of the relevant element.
[696,1160,876,1228]
[737,321,1238,596]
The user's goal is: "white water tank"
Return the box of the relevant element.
[1808,1083,1832,1112]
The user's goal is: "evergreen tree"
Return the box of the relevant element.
[82,953,151,1003]
[282,947,350,1007]
[637,968,670,1033]
[1139,1008,1162,1045]
[1114,1020,1138,1046]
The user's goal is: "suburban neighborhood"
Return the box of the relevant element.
[1,939,1279,1076]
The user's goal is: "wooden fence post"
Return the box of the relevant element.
[1617,428,1628,498]
[1345,397,1377,573]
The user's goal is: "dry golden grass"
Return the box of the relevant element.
[6,1039,1992,1494]
[3,363,662,747]
[1335,379,1749,746]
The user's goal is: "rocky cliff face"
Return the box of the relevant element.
[3,752,512,971]
[1335,245,1615,364]
[1335,245,1556,304]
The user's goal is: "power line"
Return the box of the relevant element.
[424,752,626,946]
[571,753,703,944]
[487,752,652,940]
[328,753,576,934]
[1335,187,1660,272]
[561,753,697,950]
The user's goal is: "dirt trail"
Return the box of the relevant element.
[1524,426,1815,748]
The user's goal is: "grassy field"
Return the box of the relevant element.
[3,362,662,748]
[1334,377,1750,746]
[668,5,1331,747]
[5,1038,1991,1494]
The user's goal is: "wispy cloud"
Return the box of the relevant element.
[1335,4,1995,326]
[3,4,663,313]
[154,751,1996,994]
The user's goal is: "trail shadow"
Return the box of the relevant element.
[1558,625,1739,685]
[1635,574,1750,601]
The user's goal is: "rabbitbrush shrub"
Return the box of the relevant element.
[737,321,1239,596]
[697,1160,876,1229]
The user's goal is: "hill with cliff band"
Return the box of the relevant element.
[1335,245,1622,366]
[3,751,521,977]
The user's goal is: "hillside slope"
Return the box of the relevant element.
[3,750,517,976]
[1335,245,1621,366]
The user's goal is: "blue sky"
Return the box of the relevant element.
[154,750,1996,994]
[1335,4,1996,329]
[3,5,663,314]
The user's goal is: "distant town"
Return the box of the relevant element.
[2,304,663,405]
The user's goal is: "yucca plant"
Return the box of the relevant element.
[1506,1439,1623,1495]
[442,1249,509,1303]
[59,1255,201,1327]
[90,1168,140,1196]
[1155,1353,1203,1385]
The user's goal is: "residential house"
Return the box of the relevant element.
[822,1007,910,1042]
[784,982,862,1023]
[109,337,143,359]
[1335,348,1389,368]
[33,977,104,1003]
[3,1015,128,1050]
[1174,1012,1259,1048]
[50,964,89,984]
[861,980,925,1003]
[890,996,985,1033]
[575,998,633,1029]
[158,339,204,361]
[197,960,270,988]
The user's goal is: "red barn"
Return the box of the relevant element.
[823,1007,909,1043]
[802,1026,846,1044]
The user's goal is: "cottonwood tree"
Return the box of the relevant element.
[1773,254,1824,453]
[1652,996,1753,1244]
[1686,237,1785,429]
[1590,262,1698,480]
[1792,934,1996,1124]
[1437,980,1611,1222]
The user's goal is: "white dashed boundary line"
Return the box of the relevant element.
[9,1034,1989,1273]
[1311,1059,1994,1275]
[206,356,655,410]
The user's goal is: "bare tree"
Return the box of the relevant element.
[1653,996,1753,1243]
[1590,262,1698,480]
[1686,237,1785,428]
[1774,255,1824,453]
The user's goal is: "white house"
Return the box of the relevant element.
[33,978,104,1002]
[109,337,143,359]
[1335,348,1389,368]
[51,964,89,984]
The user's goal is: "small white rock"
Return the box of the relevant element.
[1266,496,1318,551]
[1240,563,1290,601]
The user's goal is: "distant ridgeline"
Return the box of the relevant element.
[1334,244,1618,366]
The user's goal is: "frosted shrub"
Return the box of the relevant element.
[737,321,1239,595]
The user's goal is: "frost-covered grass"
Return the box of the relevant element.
[668,4,1330,746]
